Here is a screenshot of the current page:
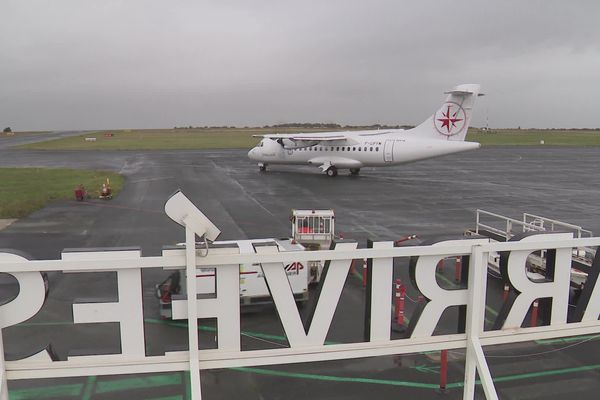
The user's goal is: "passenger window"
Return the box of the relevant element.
[370,147,373,151]
[336,147,339,151]
[358,147,361,151]
[352,147,356,151]
[375,147,379,151]
[363,147,367,151]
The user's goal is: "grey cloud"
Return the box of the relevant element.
[1,0,599,130]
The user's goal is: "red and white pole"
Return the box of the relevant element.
[531,299,539,327]
[437,259,444,272]
[395,279,406,326]
[440,349,448,392]
[502,284,510,303]
[454,256,462,283]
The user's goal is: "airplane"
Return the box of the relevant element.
[248,83,483,177]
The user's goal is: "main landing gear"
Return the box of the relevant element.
[349,168,360,176]
[326,166,338,177]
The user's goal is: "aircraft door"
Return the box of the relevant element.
[384,140,394,162]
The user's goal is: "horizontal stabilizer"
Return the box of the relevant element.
[444,90,485,97]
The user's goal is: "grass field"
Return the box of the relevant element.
[16,127,600,150]
[468,128,600,146]
[0,168,124,218]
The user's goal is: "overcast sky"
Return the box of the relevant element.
[2,1,600,131]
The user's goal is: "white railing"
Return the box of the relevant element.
[2,194,600,400]
[475,209,596,261]
[522,212,593,238]
[1,235,600,400]
[475,209,545,239]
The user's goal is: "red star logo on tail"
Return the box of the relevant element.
[437,105,463,133]
[434,102,466,136]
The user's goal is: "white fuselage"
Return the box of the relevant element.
[248,129,480,170]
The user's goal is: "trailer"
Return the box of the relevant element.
[290,209,335,284]
[465,209,595,291]
[157,210,336,318]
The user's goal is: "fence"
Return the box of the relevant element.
[2,194,600,400]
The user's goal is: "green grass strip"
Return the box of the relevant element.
[9,383,83,400]
[94,373,181,394]
[0,167,124,218]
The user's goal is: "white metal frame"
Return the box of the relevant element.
[522,212,593,238]
[2,236,600,400]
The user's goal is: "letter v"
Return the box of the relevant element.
[255,241,357,348]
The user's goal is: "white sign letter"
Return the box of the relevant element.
[502,233,572,329]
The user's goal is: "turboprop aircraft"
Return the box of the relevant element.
[248,84,483,176]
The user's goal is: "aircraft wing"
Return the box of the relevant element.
[252,133,360,147]
[253,133,348,141]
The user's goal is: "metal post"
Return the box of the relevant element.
[185,225,202,399]
[395,279,405,325]
[362,259,367,288]
[0,328,8,400]
[440,349,448,392]
[455,256,461,283]
[502,284,510,303]
[530,300,539,327]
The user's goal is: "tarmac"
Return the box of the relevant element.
[1,145,600,399]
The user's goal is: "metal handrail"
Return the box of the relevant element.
[523,212,593,238]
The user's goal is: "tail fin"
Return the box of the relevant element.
[410,84,482,141]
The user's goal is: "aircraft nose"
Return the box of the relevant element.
[248,148,256,159]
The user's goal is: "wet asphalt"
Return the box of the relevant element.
[1,145,600,399]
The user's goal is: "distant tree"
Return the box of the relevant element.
[3,127,11,133]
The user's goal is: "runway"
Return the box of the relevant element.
[0,131,90,150]
[1,146,600,399]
